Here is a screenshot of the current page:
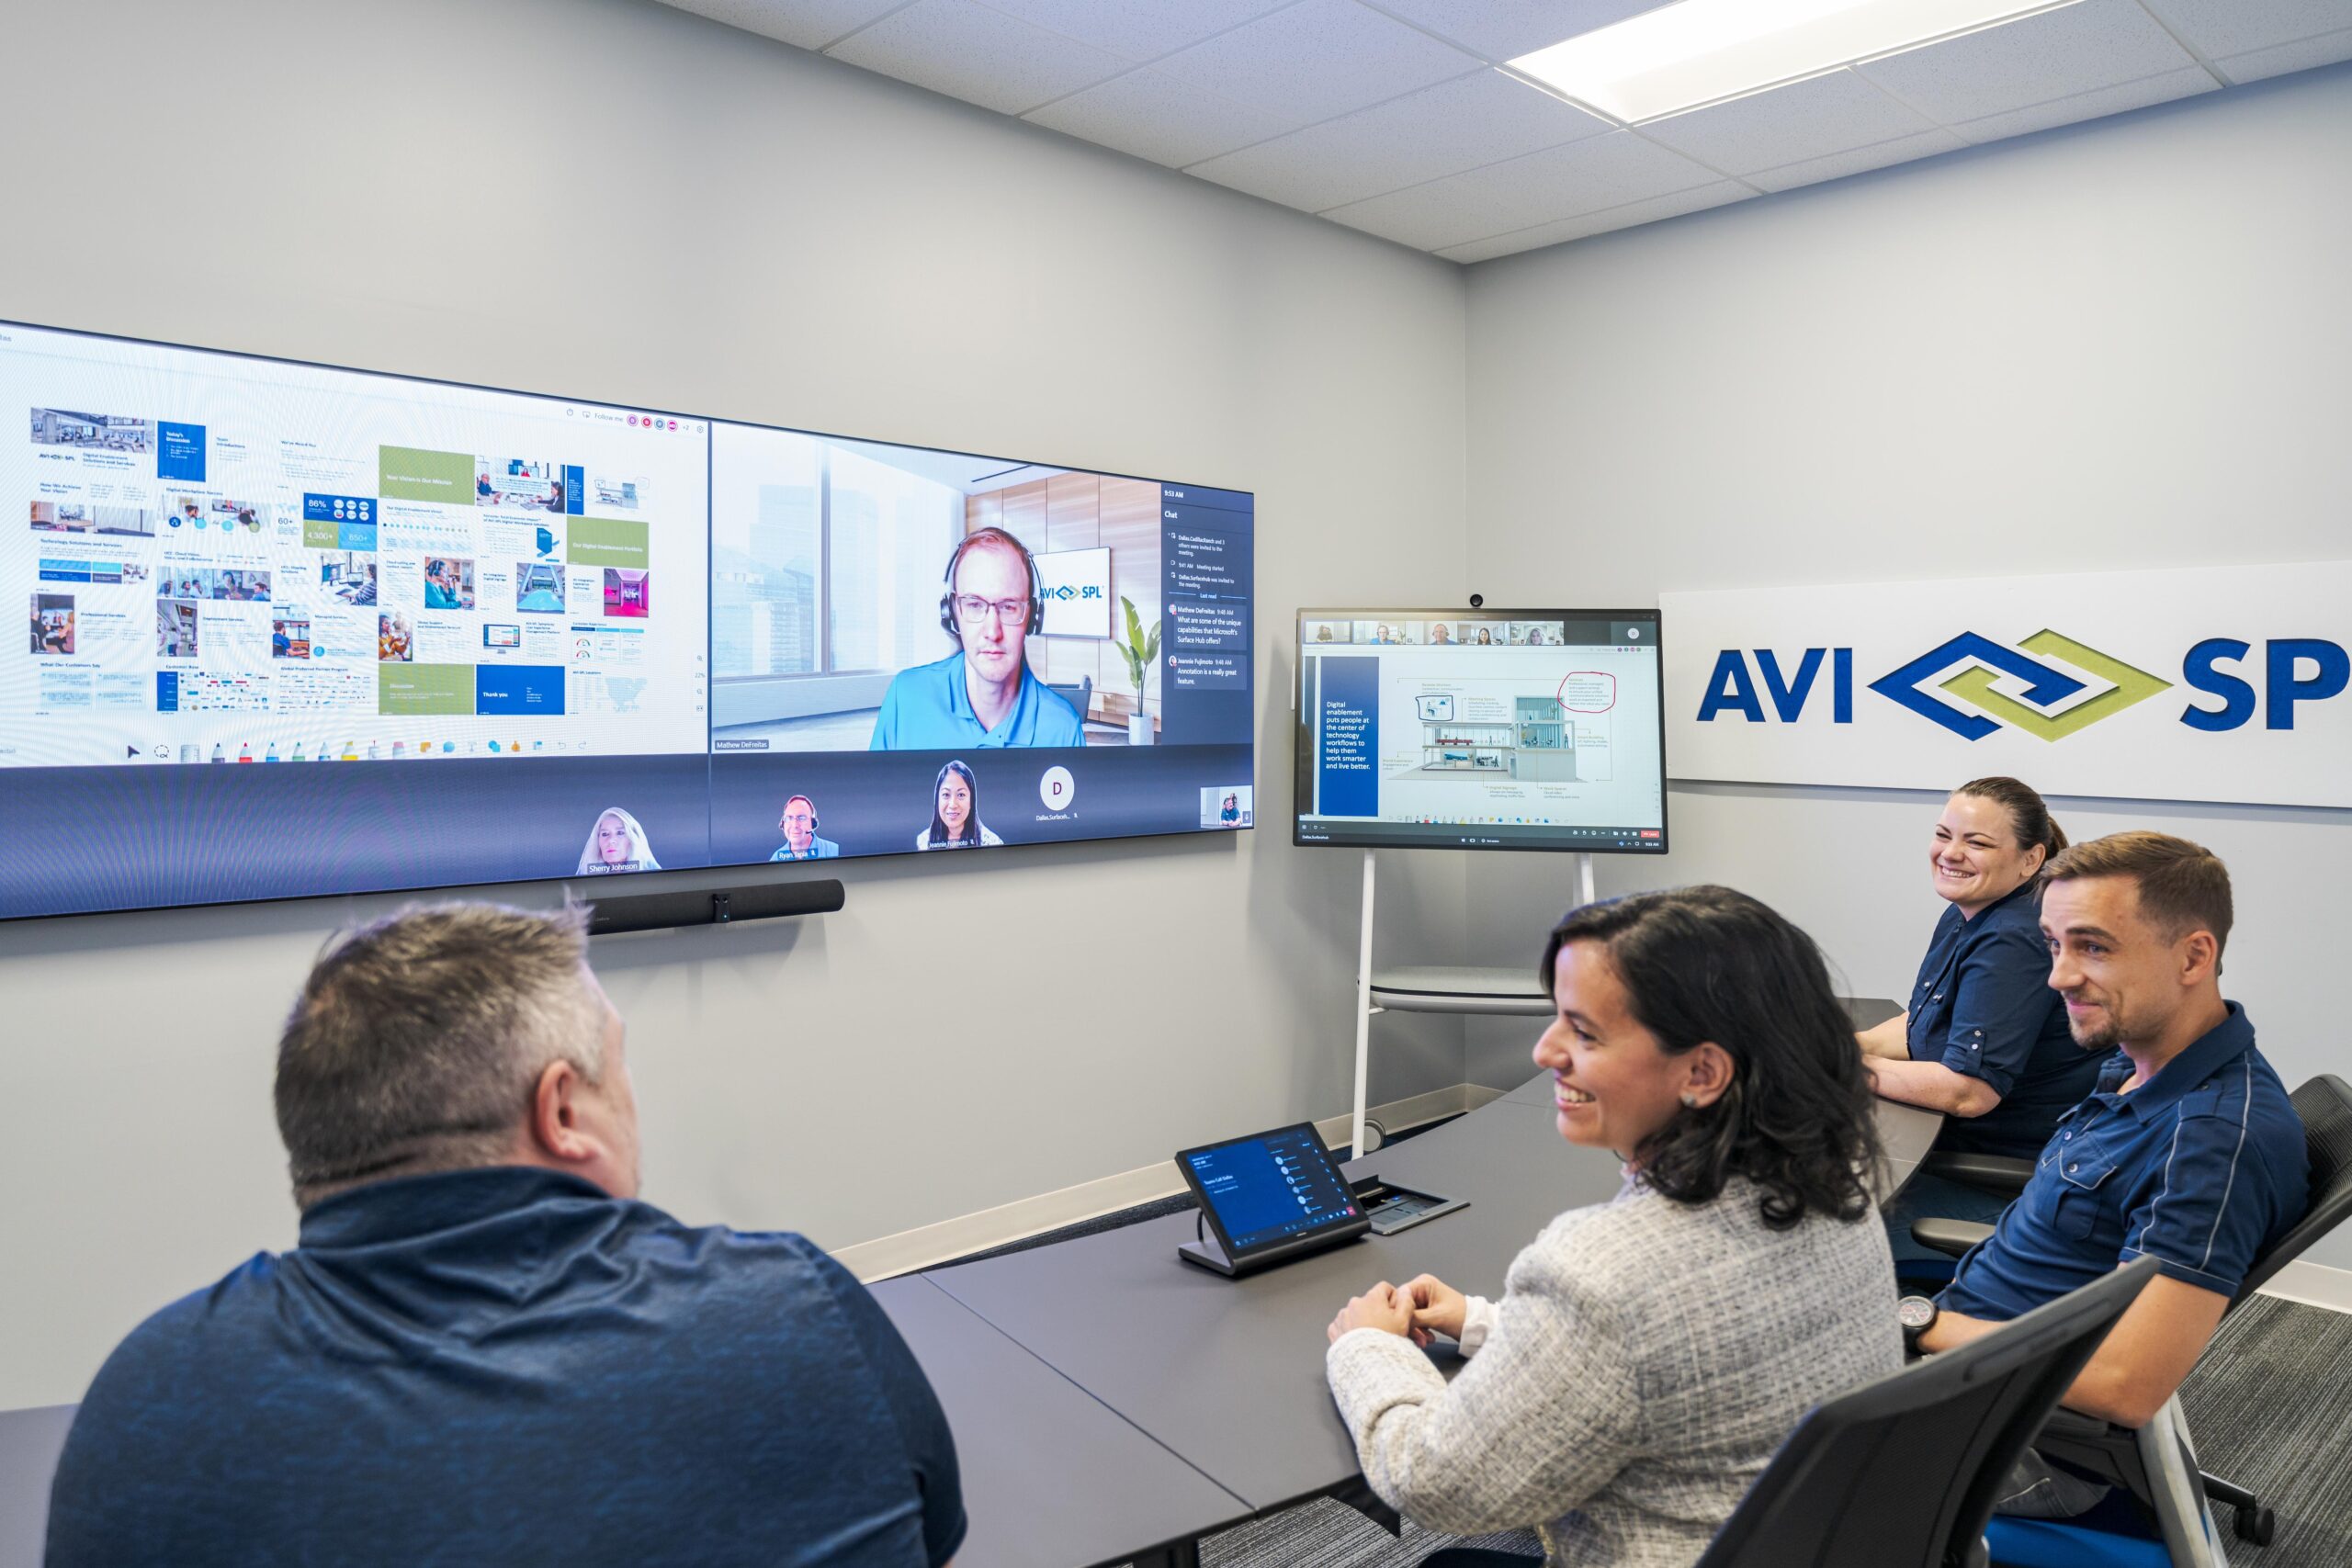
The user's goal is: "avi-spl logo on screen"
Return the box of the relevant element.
[1696,630,2351,739]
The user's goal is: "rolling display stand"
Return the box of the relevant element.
[1348,848,1593,1157]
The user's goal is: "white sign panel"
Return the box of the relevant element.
[1661,561,2352,809]
[1035,546,1112,638]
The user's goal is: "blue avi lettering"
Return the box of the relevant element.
[1697,649,1854,723]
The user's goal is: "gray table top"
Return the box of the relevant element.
[931,1066,1945,1518]
[929,1102,1625,1511]
[1844,996,1904,1032]
[870,1275,1246,1568]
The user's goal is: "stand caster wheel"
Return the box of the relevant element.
[2232,1505,2276,1547]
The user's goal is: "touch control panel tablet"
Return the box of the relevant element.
[1176,1122,1369,1275]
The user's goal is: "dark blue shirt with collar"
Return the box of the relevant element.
[869,652,1085,750]
[1905,879,2106,1158]
[1940,1002,2307,1321]
[46,1168,965,1568]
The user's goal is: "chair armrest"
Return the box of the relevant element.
[2037,1407,2115,1442]
[1912,1218,1995,1258]
[2033,1406,2149,1497]
[1920,1151,2036,1196]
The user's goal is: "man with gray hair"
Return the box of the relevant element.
[46,902,964,1567]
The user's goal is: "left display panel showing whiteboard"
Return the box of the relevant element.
[1,320,714,919]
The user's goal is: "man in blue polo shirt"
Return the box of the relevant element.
[870,526,1084,750]
[1913,832,2305,1517]
[47,903,964,1567]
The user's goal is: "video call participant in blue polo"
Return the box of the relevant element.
[46,904,964,1568]
[1911,833,2306,1518]
[870,525,1085,750]
[1860,778,2106,1274]
[769,794,839,861]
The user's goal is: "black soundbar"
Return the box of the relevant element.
[582,878,845,936]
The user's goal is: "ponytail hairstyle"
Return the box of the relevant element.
[1953,776,2065,875]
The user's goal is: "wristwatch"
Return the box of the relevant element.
[1899,1294,1939,1354]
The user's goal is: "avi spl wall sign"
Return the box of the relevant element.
[1035,546,1113,639]
[1659,561,2352,810]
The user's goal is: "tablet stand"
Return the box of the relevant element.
[1349,848,1589,1158]
[1175,1235,1236,1276]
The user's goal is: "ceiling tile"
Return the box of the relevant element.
[2138,0,2352,61]
[827,0,1132,115]
[1362,0,1669,62]
[1151,0,1484,123]
[1435,180,1752,262]
[657,0,910,52]
[1951,64,2214,141]
[2213,25,2352,83]
[1188,69,1610,211]
[1857,0,2195,125]
[974,0,1296,63]
[1639,67,1939,176]
[1024,65,1303,167]
[1746,127,1968,192]
[1321,130,1721,250]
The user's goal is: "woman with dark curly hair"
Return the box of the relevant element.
[1324,886,1901,1568]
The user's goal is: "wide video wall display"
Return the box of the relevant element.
[1,320,1255,920]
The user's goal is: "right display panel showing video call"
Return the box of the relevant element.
[0,318,1254,921]
[1292,609,1666,854]
[702,420,1254,874]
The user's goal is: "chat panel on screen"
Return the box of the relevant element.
[0,321,709,773]
[707,422,1251,759]
[1294,610,1667,853]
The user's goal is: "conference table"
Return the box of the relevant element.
[0,1005,1939,1568]
[880,1003,1941,1568]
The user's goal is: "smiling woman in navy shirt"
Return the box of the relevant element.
[1860,777,2105,1271]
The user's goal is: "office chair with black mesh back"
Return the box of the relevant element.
[1913,1074,2352,1560]
[1686,1257,2158,1568]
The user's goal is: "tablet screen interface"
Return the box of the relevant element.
[1183,1124,1359,1255]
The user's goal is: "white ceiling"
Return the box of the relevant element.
[660,0,2352,263]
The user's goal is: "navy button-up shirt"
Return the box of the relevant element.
[1941,1003,2307,1321]
[1905,879,2106,1158]
[47,1168,966,1568]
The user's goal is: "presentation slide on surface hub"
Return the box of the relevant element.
[1295,611,1665,852]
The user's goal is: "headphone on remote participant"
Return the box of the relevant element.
[780,794,819,833]
[938,526,1046,642]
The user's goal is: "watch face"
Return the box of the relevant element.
[1898,1295,1938,1330]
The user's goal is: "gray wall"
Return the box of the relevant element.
[0,0,1472,1410]
[1461,66,2352,1266]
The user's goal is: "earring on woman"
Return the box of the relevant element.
[1679,1092,1699,1108]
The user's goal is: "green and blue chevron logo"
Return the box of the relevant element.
[1870,630,2173,741]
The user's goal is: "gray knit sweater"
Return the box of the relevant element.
[1326,1174,1900,1567]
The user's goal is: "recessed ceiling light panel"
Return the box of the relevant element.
[1510,0,2081,124]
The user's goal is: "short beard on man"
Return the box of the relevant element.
[2066,1002,2126,1053]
